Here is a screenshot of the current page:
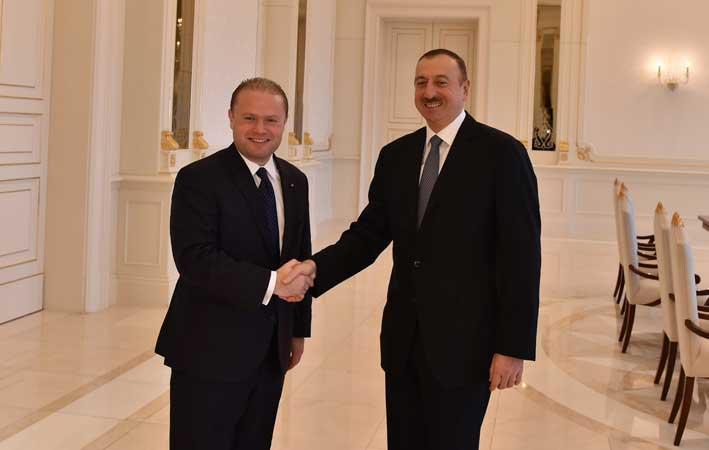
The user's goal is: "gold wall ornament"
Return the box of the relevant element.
[161,131,180,151]
[288,132,300,145]
[169,153,177,168]
[557,141,569,152]
[302,132,313,160]
[576,146,593,161]
[192,131,209,150]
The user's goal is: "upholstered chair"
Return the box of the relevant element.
[617,186,661,353]
[613,180,656,310]
[667,213,709,446]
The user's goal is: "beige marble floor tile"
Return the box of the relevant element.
[103,422,169,450]
[0,311,69,341]
[142,404,169,425]
[0,406,31,430]
[273,399,383,450]
[0,412,118,450]
[0,371,94,410]
[289,368,384,407]
[118,355,170,386]
[60,380,167,420]
[2,344,145,376]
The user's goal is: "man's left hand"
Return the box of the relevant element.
[488,353,524,391]
[288,337,305,371]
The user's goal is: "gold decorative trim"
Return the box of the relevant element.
[161,131,179,151]
[558,141,570,152]
[288,132,300,146]
[192,131,209,150]
[576,145,593,162]
[656,201,665,213]
[303,132,314,145]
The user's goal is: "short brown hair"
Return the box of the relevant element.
[229,77,289,118]
[418,49,468,82]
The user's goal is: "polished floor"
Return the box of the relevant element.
[1,222,709,449]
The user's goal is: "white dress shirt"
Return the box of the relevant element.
[420,109,467,181]
[236,150,283,305]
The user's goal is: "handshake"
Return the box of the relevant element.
[273,259,317,302]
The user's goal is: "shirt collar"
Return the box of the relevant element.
[235,147,280,181]
[425,109,467,147]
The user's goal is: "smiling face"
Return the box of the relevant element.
[414,54,470,132]
[228,89,287,165]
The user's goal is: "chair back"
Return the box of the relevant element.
[669,213,701,375]
[654,203,677,341]
[613,179,623,259]
[618,186,641,303]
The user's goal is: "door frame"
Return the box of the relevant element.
[357,1,490,210]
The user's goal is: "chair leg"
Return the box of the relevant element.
[674,376,695,446]
[621,304,636,353]
[661,342,678,401]
[654,333,670,385]
[620,295,627,315]
[619,300,630,342]
[616,272,625,305]
[669,366,686,423]
[613,263,622,298]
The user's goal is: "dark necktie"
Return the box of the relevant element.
[417,135,442,227]
[256,167,280,260]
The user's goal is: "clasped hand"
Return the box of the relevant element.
[273,259,317,302]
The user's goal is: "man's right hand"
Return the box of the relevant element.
[274,259,316,302]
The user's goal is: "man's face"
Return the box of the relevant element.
[414,55,470,132]
[229,89,287,165]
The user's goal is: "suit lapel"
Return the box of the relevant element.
[417,114,480,232]
[220,145,274,257]
[274,157,299,264]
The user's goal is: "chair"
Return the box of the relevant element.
[617,186,661,353]
[653,202,680,400]
[667,213,709,445]
[613,180,656,310]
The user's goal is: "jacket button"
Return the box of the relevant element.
[413,260,421,269]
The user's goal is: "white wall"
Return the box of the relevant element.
[581,0,709,163]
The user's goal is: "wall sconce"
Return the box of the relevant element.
[657,64,690,91]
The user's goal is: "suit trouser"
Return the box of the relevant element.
[385,328,491,450]
[169,331,285,450]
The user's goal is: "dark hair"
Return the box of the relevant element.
[229,77,289,118]
[418,48,468,82]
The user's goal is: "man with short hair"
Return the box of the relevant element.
[156,77,314,450]
[286,49,541,449]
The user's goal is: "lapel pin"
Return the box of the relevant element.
[289,183,295,188]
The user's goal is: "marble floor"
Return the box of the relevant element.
[1,222,709,449]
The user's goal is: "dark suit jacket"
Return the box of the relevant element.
[155,145,312,382]
[311,114,541,387]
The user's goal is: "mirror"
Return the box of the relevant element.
[532,4,560,151]
[172,0,195,149]
[293,0,308,142]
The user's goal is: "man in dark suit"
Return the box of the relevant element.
[285,49,541,449]
[155,77,314,450]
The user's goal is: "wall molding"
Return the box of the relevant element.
[83,0,126,312]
